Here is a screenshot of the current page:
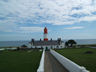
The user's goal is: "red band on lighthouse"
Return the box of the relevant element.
[44,27,48,34]
[44,38,48,41]
[44,27,48,41]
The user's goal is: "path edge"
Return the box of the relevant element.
[37,49,45,72]
[50,49,90,72]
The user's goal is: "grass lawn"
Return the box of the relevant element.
[56,48,96,72]
[0,50,42,72]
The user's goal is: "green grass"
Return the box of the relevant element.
[0,50,42,72]
[56,48,96,72]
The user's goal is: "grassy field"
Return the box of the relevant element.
[0,50,42,72]
[56,48,96,72]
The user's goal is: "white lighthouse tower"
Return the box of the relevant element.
[44,27,48,41]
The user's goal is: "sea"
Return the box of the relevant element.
[0,39,96,47]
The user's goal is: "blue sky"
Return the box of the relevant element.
[0,0,96,41]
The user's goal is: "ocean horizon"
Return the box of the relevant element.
[0,39,96,47]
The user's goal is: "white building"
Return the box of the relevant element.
[29,27,65,49]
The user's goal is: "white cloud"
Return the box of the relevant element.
[0,0,96,27]
[19,27,44,33]
[65,26,84,29]
[79,15,96,22]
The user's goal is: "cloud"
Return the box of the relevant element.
[65,26,84,29]
[0,0,96,28]
[19,27,44,33]
[78,15,96,22]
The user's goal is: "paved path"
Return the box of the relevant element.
[44,51,69,72]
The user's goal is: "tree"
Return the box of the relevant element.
[67,39,77,47]
[21,44,27,48]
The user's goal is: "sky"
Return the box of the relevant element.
[0,0,96,41]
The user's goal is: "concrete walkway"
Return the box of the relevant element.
[44,51,69,72]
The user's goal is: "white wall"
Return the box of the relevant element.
[50,49,89,72]
[37,50,45,72]
[29,42,65,49]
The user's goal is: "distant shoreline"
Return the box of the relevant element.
[0,38,96,42]
[0,39,96,48]
[0,44,96,48]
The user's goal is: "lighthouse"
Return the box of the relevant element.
[44,27,48,41]
[29,27,64,49]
